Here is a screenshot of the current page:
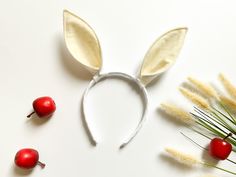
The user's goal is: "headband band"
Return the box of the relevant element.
[63,9,187,148]
[82,72,148,148]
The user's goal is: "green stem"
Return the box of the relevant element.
[211,111,235,132]
[194,108,234,135]
[197,119,225,137]
[219,101,236,124]
[197,119,236,146]
[213,106,235,124]
[190,127,211,140]
[212,111,235,132]
[203,162,236,175]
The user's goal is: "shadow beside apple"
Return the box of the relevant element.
[25,111,52,126]
[12,165,33,176]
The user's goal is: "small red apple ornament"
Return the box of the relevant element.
[209,133,232,160]
[27,96,56,118]
[15,148,45,169]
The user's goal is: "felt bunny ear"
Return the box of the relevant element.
[63,10,102,74]
[139,28,188,85]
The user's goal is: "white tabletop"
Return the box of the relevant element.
[0,0,236,176]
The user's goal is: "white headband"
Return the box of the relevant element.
[63,10,187,148]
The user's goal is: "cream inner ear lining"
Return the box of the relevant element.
[82,72,148,149]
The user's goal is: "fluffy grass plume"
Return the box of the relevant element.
[219,73,236,99]
[220,95,236,111]
[165,147,236,175]
[165,147,200,166]
[188,77,219,99]
[179,87,210,109]
[160,103,194,124]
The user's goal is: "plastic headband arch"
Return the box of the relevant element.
[63,10,187,149]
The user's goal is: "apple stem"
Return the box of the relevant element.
[27,111,35,118]
[37,161,46,169]
[224,133,232,140]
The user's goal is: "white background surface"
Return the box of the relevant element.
[0,0,236,177]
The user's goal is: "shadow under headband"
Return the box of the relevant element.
[63,10,187,149]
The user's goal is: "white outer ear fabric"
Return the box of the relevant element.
[82,72,148,149]
[140,28,188,85]
[63,10,102,74]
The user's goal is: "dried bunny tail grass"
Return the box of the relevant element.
[220,95,236,111]
[160,103,194,124]
[179,87,210,110]
[219,73,236,99]
[165,147,201,166]
[165,147,236,175]
[188,77,219,99]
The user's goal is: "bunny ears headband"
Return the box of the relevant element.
[63,10,188,148]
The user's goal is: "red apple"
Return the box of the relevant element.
[27,96,56,118]
[209,134,232,160]
[15,148,45,169]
